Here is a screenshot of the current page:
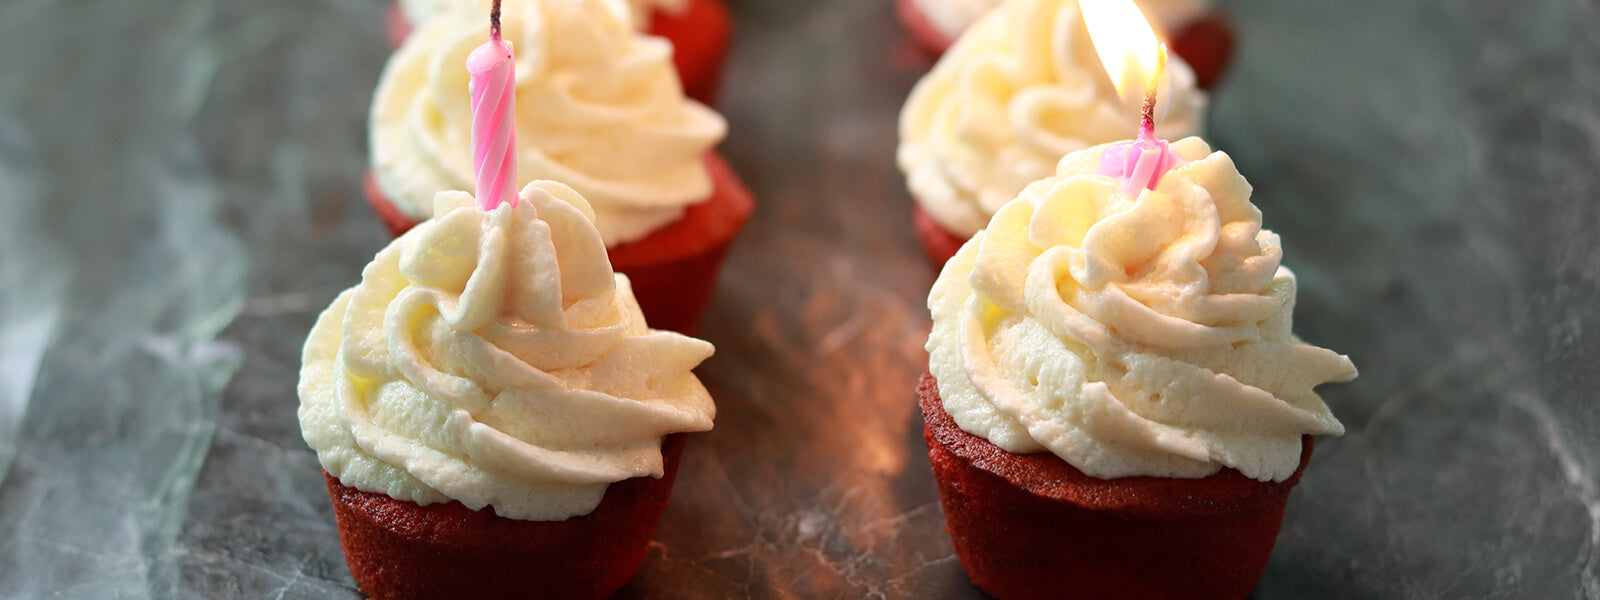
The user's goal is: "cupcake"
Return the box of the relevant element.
[388,0,732,104]
[368,0,753,334]
[300,181,717,600]
[922,137,1357,599]
[896,0,1234,89]
[898,0,1205,268]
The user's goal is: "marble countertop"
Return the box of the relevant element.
[1,0,1596,597]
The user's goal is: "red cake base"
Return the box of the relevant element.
[605,153,753,335]
[385,0,730,106]
[362,173,419,238]
[894,0,1235,91]
[649,0,733,105]
[918,372,1310,600]
[385,3,413,50]
[911,204,967,271]
[363,153,753,336]
[893,0,955,62]
[324,434,688,600]
[1169,14,1236,91]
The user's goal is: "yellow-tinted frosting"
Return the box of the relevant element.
[300,182,715,520]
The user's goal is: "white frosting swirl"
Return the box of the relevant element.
[926,138,1355,482]
[898,0,1207,238]
[400,0,687,30]
[300,182,716,521]
[907,0,1211,41]
[373,0,726,246]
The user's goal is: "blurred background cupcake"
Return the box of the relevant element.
[897,0,1205,268]
[367,0,755,334]
[896,0,1234,89]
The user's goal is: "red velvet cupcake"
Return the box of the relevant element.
[369,0,751,335]
[300,182,719,599]
[895,0,1234,90]
[921,138,1357,598]
[387,0,731,105]
[920,374,1309,600]
[897,0,1207,269]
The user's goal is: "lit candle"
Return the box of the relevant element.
[1082,0,1183,197]
[468,0,517,210]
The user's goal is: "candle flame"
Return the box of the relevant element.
[1081,0,1163,104]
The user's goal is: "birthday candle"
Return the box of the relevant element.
[468,0,517,210]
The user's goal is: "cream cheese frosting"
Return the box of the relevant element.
[926,137,1355,482]
[907,0,1211,41]
[401,0,688,31]
[299,181,716,521]
[898,0,1207,239]
[373,0,726,246]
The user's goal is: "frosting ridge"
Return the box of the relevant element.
[300,182,716,521]
[926,137,1354,482]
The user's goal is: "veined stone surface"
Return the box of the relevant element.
[0,0,1595,597]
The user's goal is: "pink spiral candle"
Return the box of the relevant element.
[468,0,517,210]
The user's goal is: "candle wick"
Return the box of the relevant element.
[490,0,503,41]
[1139,87,1156,142]
[1139,44,1169,142]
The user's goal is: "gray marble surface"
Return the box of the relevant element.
[1,0,1597,597]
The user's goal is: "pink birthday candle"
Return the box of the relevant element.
[1097,45,1182,197]
[468,0,517,210]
